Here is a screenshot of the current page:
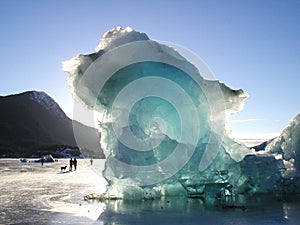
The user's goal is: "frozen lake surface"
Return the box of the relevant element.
[0,158,106,224]
[1,159,300,224]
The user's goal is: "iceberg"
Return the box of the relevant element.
[242,113,300,194]
[265,113,300,171]
[62,27,292,199]
[262,113,300,193]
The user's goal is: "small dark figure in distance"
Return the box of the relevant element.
[69,158,73,171]
[61,166,67,171]
[73,158,77,171]
[90,158,93,165]
[41,158,44,166]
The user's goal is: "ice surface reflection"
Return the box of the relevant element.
[98,194,300,225]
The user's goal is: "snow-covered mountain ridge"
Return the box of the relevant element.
[28,91,66,119]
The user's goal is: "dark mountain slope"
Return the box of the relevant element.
[0,91,104,158]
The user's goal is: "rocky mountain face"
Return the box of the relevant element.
[0,91,104,158]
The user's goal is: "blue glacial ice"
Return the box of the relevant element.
[266,113,300,170]
[62,27,298,199]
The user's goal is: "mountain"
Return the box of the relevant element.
[0,91,104,158]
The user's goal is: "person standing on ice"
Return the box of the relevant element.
[73,158,77,171]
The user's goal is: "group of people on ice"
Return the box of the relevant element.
[69,158,78,171]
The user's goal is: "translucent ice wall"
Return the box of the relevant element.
[266,113,300,171]
[63,27,255,198]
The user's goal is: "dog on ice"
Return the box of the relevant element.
[60,166,67,171]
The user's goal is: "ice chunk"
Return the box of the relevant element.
[63,27,258,198]
[239,154,284,193]
[266,113,300,171]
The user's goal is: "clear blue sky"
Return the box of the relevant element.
[0,0,299,143]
